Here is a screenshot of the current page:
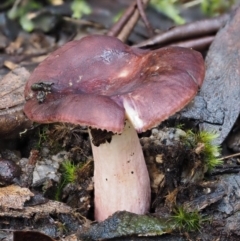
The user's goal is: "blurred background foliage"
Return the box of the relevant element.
[6,0,91,32]
[0,0,237,32]
[150,0,236,24]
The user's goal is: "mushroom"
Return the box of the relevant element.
[24,35,205,221]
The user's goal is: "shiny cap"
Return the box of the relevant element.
[24,35,205,133]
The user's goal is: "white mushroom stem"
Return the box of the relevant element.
[89,120,151,221]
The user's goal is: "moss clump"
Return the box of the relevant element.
[62,160,78,184]
[55,160,79,201]
[184,130,222,171]
[172,206,207,232]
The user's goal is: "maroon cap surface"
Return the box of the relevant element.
[24,35,205,133]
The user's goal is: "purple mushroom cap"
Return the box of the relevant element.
[24,35,205,133]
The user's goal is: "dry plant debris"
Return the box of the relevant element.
[0,199,72,218]
[0,67,32,137]
[0,185,33,209]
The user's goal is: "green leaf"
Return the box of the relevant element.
[20,15,35,32]
[71,0,91,19]
[201,0,236,16]
[150,0,185,25]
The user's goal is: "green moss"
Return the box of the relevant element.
[33,124,62,154]
[54,160,78,201]
[35,125,50,149]
[198,131,222,170]
[62,160,78,184]
[172,206,207,232]
[184,130,222,171]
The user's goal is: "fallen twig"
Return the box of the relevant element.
[137,0,154,36]
[107,0,150,42]
[168,35,215,50]
[107,1,136,37]
[218,152,240,160]
[134,13,229,48]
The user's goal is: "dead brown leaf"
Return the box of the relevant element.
[0,185,34,209]
[165,188,179,209]
[0,199,72,218]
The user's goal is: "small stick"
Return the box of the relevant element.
[137,0,154,36]
[134,13,229,48]
[117,0,150,42]
[168,35,215,50]
[107,1,136,37]
[107,0,150,42]
[218,152,240,160]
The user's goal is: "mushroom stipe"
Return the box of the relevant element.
[24,35,205,221]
